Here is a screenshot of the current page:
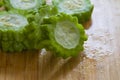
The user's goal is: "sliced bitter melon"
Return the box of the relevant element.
[0,11,28,41]
[0,11,42,52]
[53,0,94,23]
[40,13,87,58]
[3,0,45,12]
[0,12,28,52]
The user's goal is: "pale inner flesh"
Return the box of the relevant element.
[59,0,84,14]
[10,0,37,10]
[54,21,80,49]
[0,14,28,28]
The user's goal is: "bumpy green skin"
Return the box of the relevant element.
[35,5,58,25]
[33,5,58,49]
[23,22,42,50]
[41,13,87,58]
[53,0,94,23]
[0,11,42,52]
[1,41,25,52]
[3,0,45,13]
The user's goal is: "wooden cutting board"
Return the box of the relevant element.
[0,0,120,80]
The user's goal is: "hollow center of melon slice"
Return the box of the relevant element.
[10,0,37,10]
[54,21,80,49]
[0,14,28,28]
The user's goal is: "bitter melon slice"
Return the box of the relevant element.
[0,11,42,52]
[0,11,28,52]
[0,11,28,41]
[40,13,87,58]
[3,0,45,12]
[53,0,94,23]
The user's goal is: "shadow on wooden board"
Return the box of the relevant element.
[38,51,85,80]
[0,50,86,80]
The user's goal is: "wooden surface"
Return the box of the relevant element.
[0,0,120,80]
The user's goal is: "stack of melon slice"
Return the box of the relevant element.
[0,0,93,58]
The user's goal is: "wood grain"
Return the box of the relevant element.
[0,0,120,80]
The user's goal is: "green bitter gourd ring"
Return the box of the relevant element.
[53,0,94,23]
[4,0,45,11]
[10,0,38,10]
[0,11,43,52]
[0,11,29,52]
[0,12,28,41]
[42,13,87,58]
